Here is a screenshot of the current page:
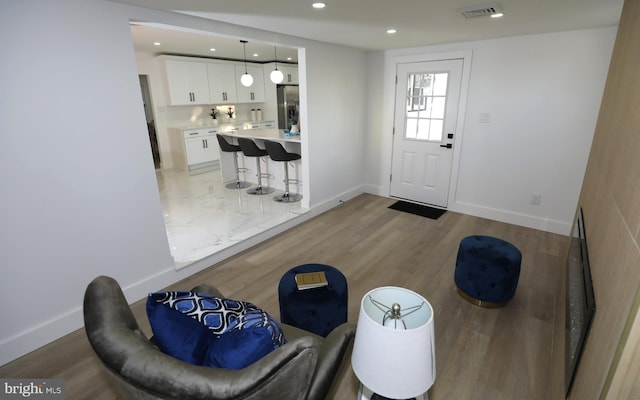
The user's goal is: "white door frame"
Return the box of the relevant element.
[383,50,473,207]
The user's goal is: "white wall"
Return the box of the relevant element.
[365,27,617,234]
[0,0,173,365]
[0,0,367,365]
[303,45,368,207]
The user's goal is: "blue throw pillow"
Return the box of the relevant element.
[146,291,286,369]
[205,327,275,369]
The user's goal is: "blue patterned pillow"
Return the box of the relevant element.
[146,291,286,369]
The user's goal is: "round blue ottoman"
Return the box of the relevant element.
[454,235,522,308]
[278,263,348,337]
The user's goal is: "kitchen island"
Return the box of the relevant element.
[221,128,300,143]
[218,129,302,194]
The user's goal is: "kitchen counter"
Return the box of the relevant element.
[171,120,276,130]
[222,128,300,143]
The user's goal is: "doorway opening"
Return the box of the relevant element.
[129,23,308,269]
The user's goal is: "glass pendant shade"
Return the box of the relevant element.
[239,40,253,87]
[270,68,284,84]
[241,73,254,87]
[270,45,285,84]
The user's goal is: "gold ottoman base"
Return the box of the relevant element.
[456,287,509,308]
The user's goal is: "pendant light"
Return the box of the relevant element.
[270,46,284,84]
[240,40,253,87]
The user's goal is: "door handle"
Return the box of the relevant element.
[440,143,452,149]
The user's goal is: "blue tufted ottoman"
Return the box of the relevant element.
[278,263,348,337]
[454,235,522,308]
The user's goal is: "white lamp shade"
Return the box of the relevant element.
[240,72,253,87]
[351,286,436,399]
[270,68,284,84]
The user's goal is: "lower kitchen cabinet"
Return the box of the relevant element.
[170,127,221,171]
[184,136,217,167]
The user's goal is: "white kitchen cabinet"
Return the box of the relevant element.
[235,65,265,103]
[280,66,299,84]
[164,60,211,105]
[171,127,221,171]
[207,63,238,104]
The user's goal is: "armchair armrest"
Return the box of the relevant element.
[306,322,356,400]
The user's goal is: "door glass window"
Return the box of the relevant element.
[405,72,449,141]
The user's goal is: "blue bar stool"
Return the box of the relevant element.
[216,134,251,189]
[237,137,274,195]
[264,140,302,203]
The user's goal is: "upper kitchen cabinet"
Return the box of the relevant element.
[207,63,238,104]
[280,65,299,85]
[235,65,265,103]
[163,59,211,105]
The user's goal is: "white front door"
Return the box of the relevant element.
[390,59,464,208]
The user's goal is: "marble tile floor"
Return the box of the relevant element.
[156,167,307,269]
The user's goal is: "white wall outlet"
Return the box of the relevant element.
[530,193,542,205]
[479,112,491,123]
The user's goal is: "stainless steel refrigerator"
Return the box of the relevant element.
[277,85,299,130]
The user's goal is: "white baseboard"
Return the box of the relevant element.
[362,186,571,235]
[450,200,571,235]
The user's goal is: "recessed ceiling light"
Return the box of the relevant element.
[312,2,326,9]
[386,29,397,34]
[490,12,504,18]
[287,57,292,61]
[153,42,161,46]
[253,53,259,57]
[210,48,216,52]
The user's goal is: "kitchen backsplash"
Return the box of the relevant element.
[163,103,270,127]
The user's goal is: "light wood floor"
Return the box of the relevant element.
[0,194,568,399]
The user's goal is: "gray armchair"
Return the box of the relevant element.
[83,275,355,400]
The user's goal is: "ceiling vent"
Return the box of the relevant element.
[459,3,503,18]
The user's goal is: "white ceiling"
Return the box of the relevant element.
[130,23,301,63]
[122,0,623,62]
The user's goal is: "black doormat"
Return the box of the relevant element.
[388,201,447,220]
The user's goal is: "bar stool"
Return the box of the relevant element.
[237,137,274,195]
[264,140,302,203]
[216,134,251,189]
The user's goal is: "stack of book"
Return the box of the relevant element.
[295,271,328,290]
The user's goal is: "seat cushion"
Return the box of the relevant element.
[147,291,286,369]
